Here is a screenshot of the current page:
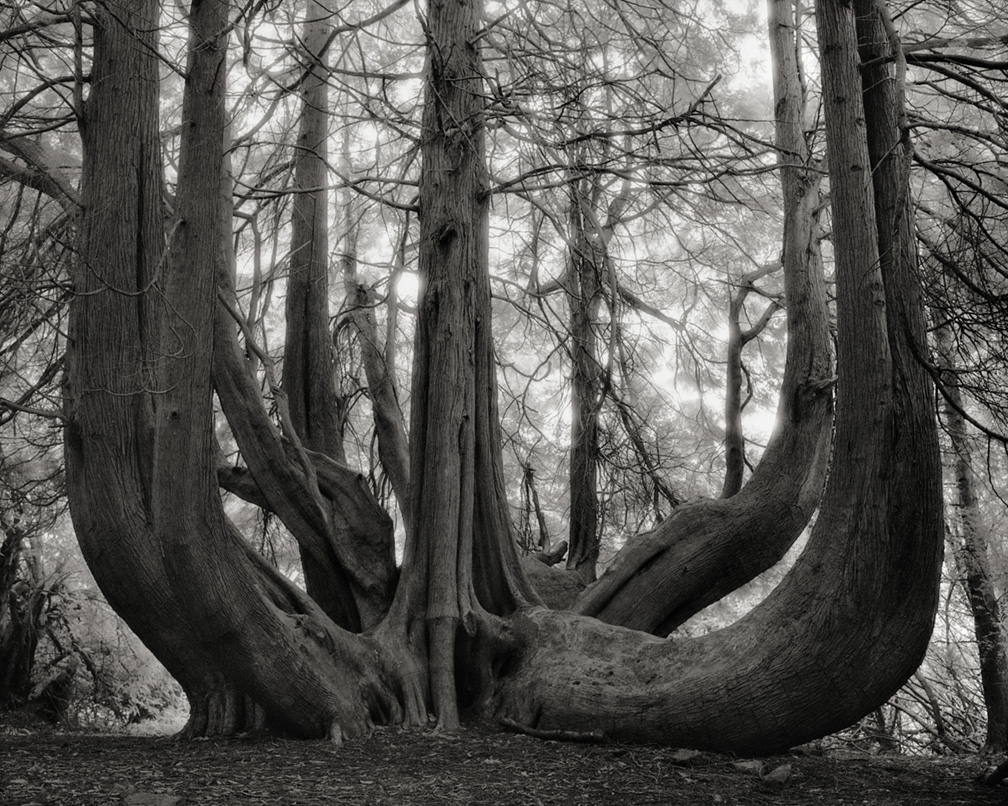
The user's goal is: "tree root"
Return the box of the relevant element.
[499,717,606,743]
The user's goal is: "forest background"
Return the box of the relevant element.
[0,0,1006,760]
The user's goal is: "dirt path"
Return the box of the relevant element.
[0,723,1002,805]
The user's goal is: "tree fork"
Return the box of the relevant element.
[64,0,251,733]
[139,0,405,740]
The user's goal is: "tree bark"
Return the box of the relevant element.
[64,0,252,736]
[572,0,833,634]
[494,0,942,753]
[341,226,411,529]
[215,194,395,632]
[565,166,604,582]
[64,0,945,755]
[0,527,43,705]
[937,328,1008,751]
[280,0,357,623]
[384,0,541,730]
[66,0,404,740]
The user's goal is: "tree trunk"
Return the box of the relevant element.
[67,0,403,740]
[0,527,43,705]
[383,0,542,730]
[937,328,1008,751]
[494,0,942,753]
[64,0,232,730]
[572,0,833,634]
[281,0,358,625]
[340,215,411,529]
[721,267,780,499]
[65,0,945,755]
[565,166,604,582]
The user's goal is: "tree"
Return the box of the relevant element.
[569,0,833,634]
[939,327,1008,752]
[53,0,945,752]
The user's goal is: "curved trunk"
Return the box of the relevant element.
[495,0,942,753]
[67,0,404,740]
[63,0,258,734]
[215,220,396,631]
[572,0,832,634]
[66,0,944,755]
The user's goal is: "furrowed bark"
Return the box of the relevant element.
[565,166,604,583]
[64,0,258,736]
[215,250,396,631]
[389,0,540,730]
[149,0,401,739]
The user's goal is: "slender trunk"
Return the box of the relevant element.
[721,269,780,499]
[340,210,411,529]
[565,168,603,582]
[721,290,747,499]
[937,328,1008,751]
[0,527,41,705]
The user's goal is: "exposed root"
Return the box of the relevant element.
[499,717,606,744]
[983,757,1008,786]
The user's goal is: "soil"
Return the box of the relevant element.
[1,715,1004,805]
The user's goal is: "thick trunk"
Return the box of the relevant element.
[161,0,405,740]
[386,0,539,730]
[573,0,832,634]
[494,0,942,753]
[64,0,233,726]
[66,0,944,755]
[67,0,403,740]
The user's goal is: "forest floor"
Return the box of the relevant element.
[1,712,1005,806]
